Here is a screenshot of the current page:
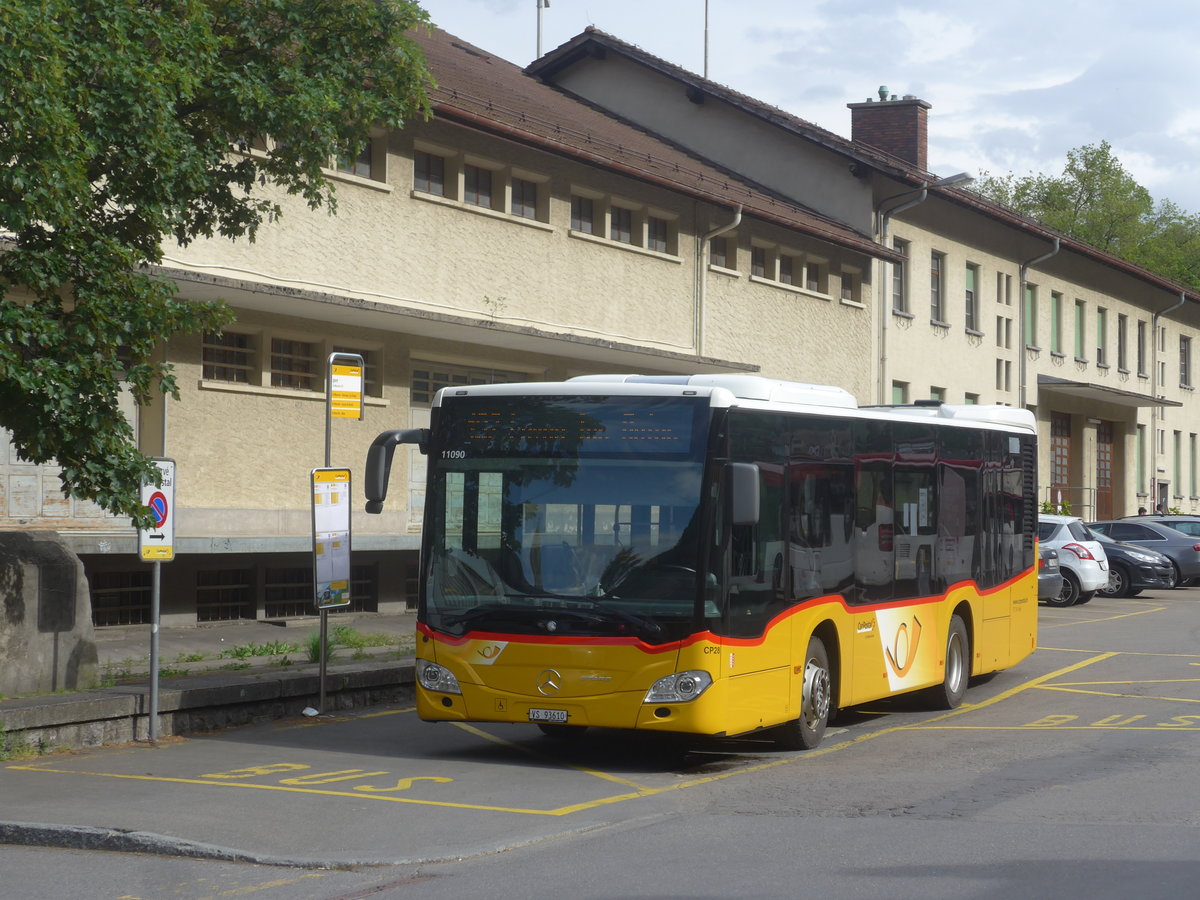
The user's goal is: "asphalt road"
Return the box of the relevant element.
[3,590,1199,899]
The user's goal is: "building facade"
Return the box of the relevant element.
[3,25,1198,627]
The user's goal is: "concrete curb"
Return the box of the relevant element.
[0,660,416,752]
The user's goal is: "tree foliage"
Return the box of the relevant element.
[974,142,1200,290]
[0,0,433,526]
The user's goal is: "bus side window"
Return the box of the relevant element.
[853,419,893,605]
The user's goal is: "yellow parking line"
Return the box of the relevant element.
[1040,606,1166,627]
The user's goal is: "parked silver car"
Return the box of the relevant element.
[1038,514,1109,606]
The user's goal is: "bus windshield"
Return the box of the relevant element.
[423,394,712,643]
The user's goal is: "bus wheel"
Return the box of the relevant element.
[774,636,831,750]
[537,723,587,740]
[928,614,969,709]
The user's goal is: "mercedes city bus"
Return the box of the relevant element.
[364,374,1037,750]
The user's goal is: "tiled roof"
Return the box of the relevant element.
[529,28,1200,305]
[412,27,895,262]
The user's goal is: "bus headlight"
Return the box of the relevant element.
[644,670,713,703]
[416,659,462,695]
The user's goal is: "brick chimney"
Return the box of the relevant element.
[848,86,932,171]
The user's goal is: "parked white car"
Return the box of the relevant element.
[1037,514,1109,606]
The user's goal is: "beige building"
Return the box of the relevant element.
[3,25,1198,626]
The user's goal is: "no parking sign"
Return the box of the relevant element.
[139,458,176,562]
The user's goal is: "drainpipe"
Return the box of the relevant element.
[1018,238,1060,410]
[1150,291,1187,505]
[876,189,928,404]
[694,205,742,358]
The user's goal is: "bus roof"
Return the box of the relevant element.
[436,374,1036,434]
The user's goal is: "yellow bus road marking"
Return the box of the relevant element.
[451,722,655,791]
[1040,648,1200,659]
[913,724,1200,731]
[1040,606,1166,627]
[1033,684,1200,703]
[1049,678,1200,686]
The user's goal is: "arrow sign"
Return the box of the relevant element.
[139,459,176,562]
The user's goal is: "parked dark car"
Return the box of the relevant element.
[1130,515,1200,541]
[1086,519,1200,588]
[1089,529,1173,597]
[1038,547,1064,601]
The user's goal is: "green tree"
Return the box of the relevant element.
[0,0,433,526]
[974,141,1200,289]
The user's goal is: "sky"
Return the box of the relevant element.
[423,0,1200,215]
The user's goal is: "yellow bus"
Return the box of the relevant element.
[365,374,1037,750]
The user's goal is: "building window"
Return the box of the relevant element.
[1137,320,1147,376]
[90,570,152,627]
[570,195,595,233]
[1096,307,1108,366]
[1074,299,1086,359]
[264,566,314,619]
[336,143,374,179]
[997,272,1012,306]
[805,259,824,293]
[270,338,316,391]
[1192,433,1198,497]
[1136,424,1146,491]
[611,206,634,244]
[964,392,979,405]
[1024,284,1038,347]
[751,246,766,278]
[1118,313,1128,371]
[709,236,729,268]
[1050,291,1063,353]
[196,569,253,622]
[891,381,909,404]
[647,216,669,253]
[780,254,795,285]
[965,264,979,331]
[1181,335,1193,387]
[840,269,859,302]
[892,238,908,313]
[1175,431,1182,489]
[202,331,255,383]
[410,363,527,405]
[510,177,537,219]
[413,151,445,196]
[463,164,493,207]
[331,345,381,398]
[930,251,944,322]
[929,386,945,403]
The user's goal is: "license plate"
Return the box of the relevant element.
[528,708,568,724]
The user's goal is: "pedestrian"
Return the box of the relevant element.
[1156,502,1167,515]
[1138,506,1148,516]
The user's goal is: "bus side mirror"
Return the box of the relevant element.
[365,429,428,514]
[728,462,760,525]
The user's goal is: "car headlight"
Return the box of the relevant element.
[416,659,462,694]
[644,670,713,703]
[1128,551,1158,563]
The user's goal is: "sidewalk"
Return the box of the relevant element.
[2,612,418,754]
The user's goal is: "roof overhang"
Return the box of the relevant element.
[159,265,757,376]
[1037,374,1181,409]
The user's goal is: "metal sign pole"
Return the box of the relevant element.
[149,560,160,743]
[316,352,362,713]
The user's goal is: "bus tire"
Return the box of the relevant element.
[774,635,832,751]
[927,614,970,709]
